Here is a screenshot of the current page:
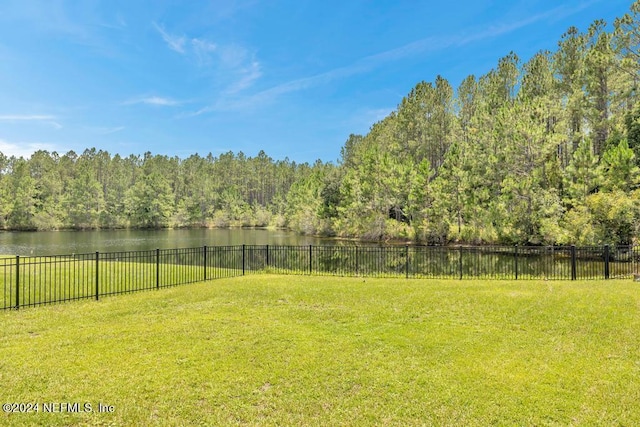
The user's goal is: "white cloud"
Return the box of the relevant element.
[189,63,363,114]
[103,126,124,134]
[85,126,125,135]
[152,24,262,95]
[365,2,599,64]
[213,45,263,94]
[0,114,62,129]
[123,96,182,106]
[153,22,186,54]
[191,40,263,93]
[226,60,262,94]
[217,44,251,68]
[0,114,55,120]
[191,38,217,65]
[0,138,58,158]
[192,1,596,114]
[0,1,87,39]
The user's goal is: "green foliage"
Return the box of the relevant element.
[559,205,599,245]
[563,138,601,206]
[599,138,640,191]
[625,104,640,164]
[0,149,310,231]
[286,161,335,235]
[6,158,38,230]
[125,171,174,228]
[586,189,640,245]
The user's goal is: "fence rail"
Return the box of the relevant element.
[2,244,639,310]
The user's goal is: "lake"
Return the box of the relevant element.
[0,229,340,256]
[1,229,636,281]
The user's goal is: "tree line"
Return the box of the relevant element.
[2,2,640,245]
[0,149,313,231]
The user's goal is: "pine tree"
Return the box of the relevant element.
[599,138,640,191]
[563,138,601,207]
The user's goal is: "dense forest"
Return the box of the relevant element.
[2,3,640,246]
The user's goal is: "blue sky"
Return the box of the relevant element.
[0,0,632,164]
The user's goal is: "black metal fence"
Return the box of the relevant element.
[2,244,639,310]
[243,244,640,280]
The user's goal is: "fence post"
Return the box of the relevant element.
[405,245,409,279]
[156,248,160,289]
[571,245,577,281]
[604,245,610,280]
[242,244,246,276]
[15,255,20,310]
[459,246,463,280]
[355,246,359,276]
[203,246,207,281]
[514,245,518,280]
[95,252,99,301]
[266,244,269,268]
[309,245,313,275]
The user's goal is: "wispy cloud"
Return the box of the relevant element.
[214,45,263,95]
[187,37,439,115]
[153,24,262,95]
[153,22,186,54]
[0,114,62,129]
[189,61,369,115]
[0,1,126,58]
[123,96,182,107]
[365,1,600,64]
[85,126,125,135]
[0,138,58,158]
[226,60,262,94]
[0,114,54,120]
[0,1,87,39]
[193,1,594,114]
[456,1,599,46]
[191,38,217,65]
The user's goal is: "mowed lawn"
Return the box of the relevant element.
[1,275,640,426]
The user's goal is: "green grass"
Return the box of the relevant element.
[1,275,640,426]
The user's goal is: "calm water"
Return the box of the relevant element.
[0,229,339,256]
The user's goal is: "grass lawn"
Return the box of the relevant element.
[1,275,640,426]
